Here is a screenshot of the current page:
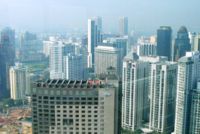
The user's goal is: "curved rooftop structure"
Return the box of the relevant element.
[178,26,188,33]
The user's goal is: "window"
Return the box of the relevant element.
[63,119,73,125]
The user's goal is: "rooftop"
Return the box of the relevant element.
[33,79,105,89]
[95,45,118,52]
[178,26,188,33]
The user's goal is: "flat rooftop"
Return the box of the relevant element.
[33,79,105,89]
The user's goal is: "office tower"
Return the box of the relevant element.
[49,42,65,79]
[108,36,128,58]
[94,46,121,76]
[173,26,191,61]
[174,51,200,134]
[18,31,43,62]
[63,54,84,80]
[19,31,40,51]
[9,64,30,100]
[157,26,172,60]
[0,27,15,98]
[93,16,102,43]
[119,17,128,36]
[149,62,177,133]
[137,43,157,57]
[81,35,88,47]
[87,17,102,68]
[87,19,96,68]
[137,36,157,56]
[193,34,200,51]
[31,79,118,134]
[190,80,200,134]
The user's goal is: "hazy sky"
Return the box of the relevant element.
[0,0,200,34]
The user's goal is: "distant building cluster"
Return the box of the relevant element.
[1,16,200,134]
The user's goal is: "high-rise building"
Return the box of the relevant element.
[93,16,102,43]
[174,51,200,134]
[63,54,84,80]
[149,61,177,133]
[121,57,150,131]
[137,36,157,57]
[87,19,96,68]
[193,34,200,51]
[0,27,15,98]
[137,43,157,57]
[157,26,172,60]
[31,79,118,134]
[121,55,168,132]
[107,36,128,58]
[87,17,102,68]
[173,26,191,61]
[94,46,121,76]
[119,17,128,36]
[49,42,65,79]
[190,80,200,134]
[188,32,196,51]
[9,63,30,100]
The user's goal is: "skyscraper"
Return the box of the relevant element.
[157,26,172,60]
[190,80,200,134]
[121,57,150,131]
[149,61,177,133]
[173,26,191,61]
[9,63,30,100]
[193,34,200,51]
[0,27,15,98]
[174,51,200,134]
[109,36,128,58]
[119,17,128,36]
[49,42,65,79]
[188,32,196,51]
[87,19,96,68]
[31,79,119,134]
[93,16,102,43]
[87,17,102,68]
[94,46,121,76]
[137,36,157,57]
[63,54,84,80]
[121,55,168,132]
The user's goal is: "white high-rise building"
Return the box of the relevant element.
[43,36,58,57]
[121,57,150,131]
[94,46,121,76]
[49,42,65,79]
[63,54,84,80]
[119,17,128,36]
[121,55,168,132]
[9,64,30,100]
[190,80,200,134]
[149,61,177,133]
[174,51,200,134]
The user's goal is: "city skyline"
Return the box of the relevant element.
[0,0,200,33]
[1,1,200,133]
